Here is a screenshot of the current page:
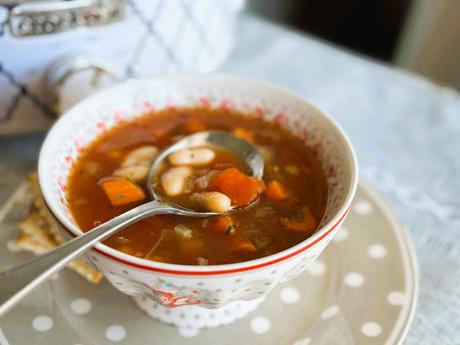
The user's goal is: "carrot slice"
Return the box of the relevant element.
[208,215,235,235]
[99,177,146,206]
[208,168,265,207]
[181,119,207,134]
[231,239,257,254]
[265,180,288,200]
[150,256,166,263]
[280,207,316,233]
[233,127,255,143]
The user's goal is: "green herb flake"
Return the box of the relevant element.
[226,224,236,235]
[297,208,307,222]
[285,165,299,175]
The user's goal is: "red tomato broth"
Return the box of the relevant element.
[67,108,328,265]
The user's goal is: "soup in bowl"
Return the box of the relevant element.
[38,75,358,328]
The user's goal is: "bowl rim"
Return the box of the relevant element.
[38,73,359,276]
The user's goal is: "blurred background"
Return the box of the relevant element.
[247,0,460,91]
[1,0,459,135]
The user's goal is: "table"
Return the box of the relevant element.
[1,14,459,345]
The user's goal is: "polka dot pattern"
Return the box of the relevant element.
[70,298,92,315]
[279,287,300,304]
[354,200,373,215]
[368,244,387,258]
[361,322,382,337]
[0,183,416,344]
[387,291,406,306]
[32,315,53,332]
[306,260,326,276]
[344,272,364,287]
[250,317,271,334]
[320,305,339,319]
[105,325,126,342]
[133,296,265,329]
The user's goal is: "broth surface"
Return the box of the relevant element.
[67,108,328,265]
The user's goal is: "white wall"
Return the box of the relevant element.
[395,0,460,91]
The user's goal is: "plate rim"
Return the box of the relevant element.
[0,179,419,344]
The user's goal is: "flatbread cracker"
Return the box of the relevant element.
[16,173,103,284]
[27,174,65,244]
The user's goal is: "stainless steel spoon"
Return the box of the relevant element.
[0,130,264,317]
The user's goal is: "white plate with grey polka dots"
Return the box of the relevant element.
[0,180,418,345]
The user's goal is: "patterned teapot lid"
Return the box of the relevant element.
[0,0,125,37]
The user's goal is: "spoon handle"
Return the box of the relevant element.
[0,199,170,317]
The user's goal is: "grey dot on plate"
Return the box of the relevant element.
[300,265,306,269]
[271,270,277,274]
[180,313,185,318]
[197,282,204,286]
[264,282,271,286]
[195,314,200,320]
[257,291,264,294]
[231,288,238,293]
[115,282,122,285]
[212,298,219,302]
[235,279,242,283]
[216,288,222,292]
[245,288,252,292]
[122,270,129,275]
[166,310,171,314]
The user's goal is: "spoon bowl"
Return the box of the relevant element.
[148,130,264,213]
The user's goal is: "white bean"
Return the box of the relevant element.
[174,224,193,239]
[113,165,149,182]
[168,147,215,166]
[197,257,209,265]
[161,166,192,196]
[192,192,232,213]
[122,146,159,167]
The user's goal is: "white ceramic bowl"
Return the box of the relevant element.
[38,74,358,328]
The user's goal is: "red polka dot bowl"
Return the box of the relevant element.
[38,74,358,328]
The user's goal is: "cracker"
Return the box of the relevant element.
[19,211,57,247]
[16,233,54,255]
[16,232,103,284]
[27,174,65,244]
[16,173,103,284]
